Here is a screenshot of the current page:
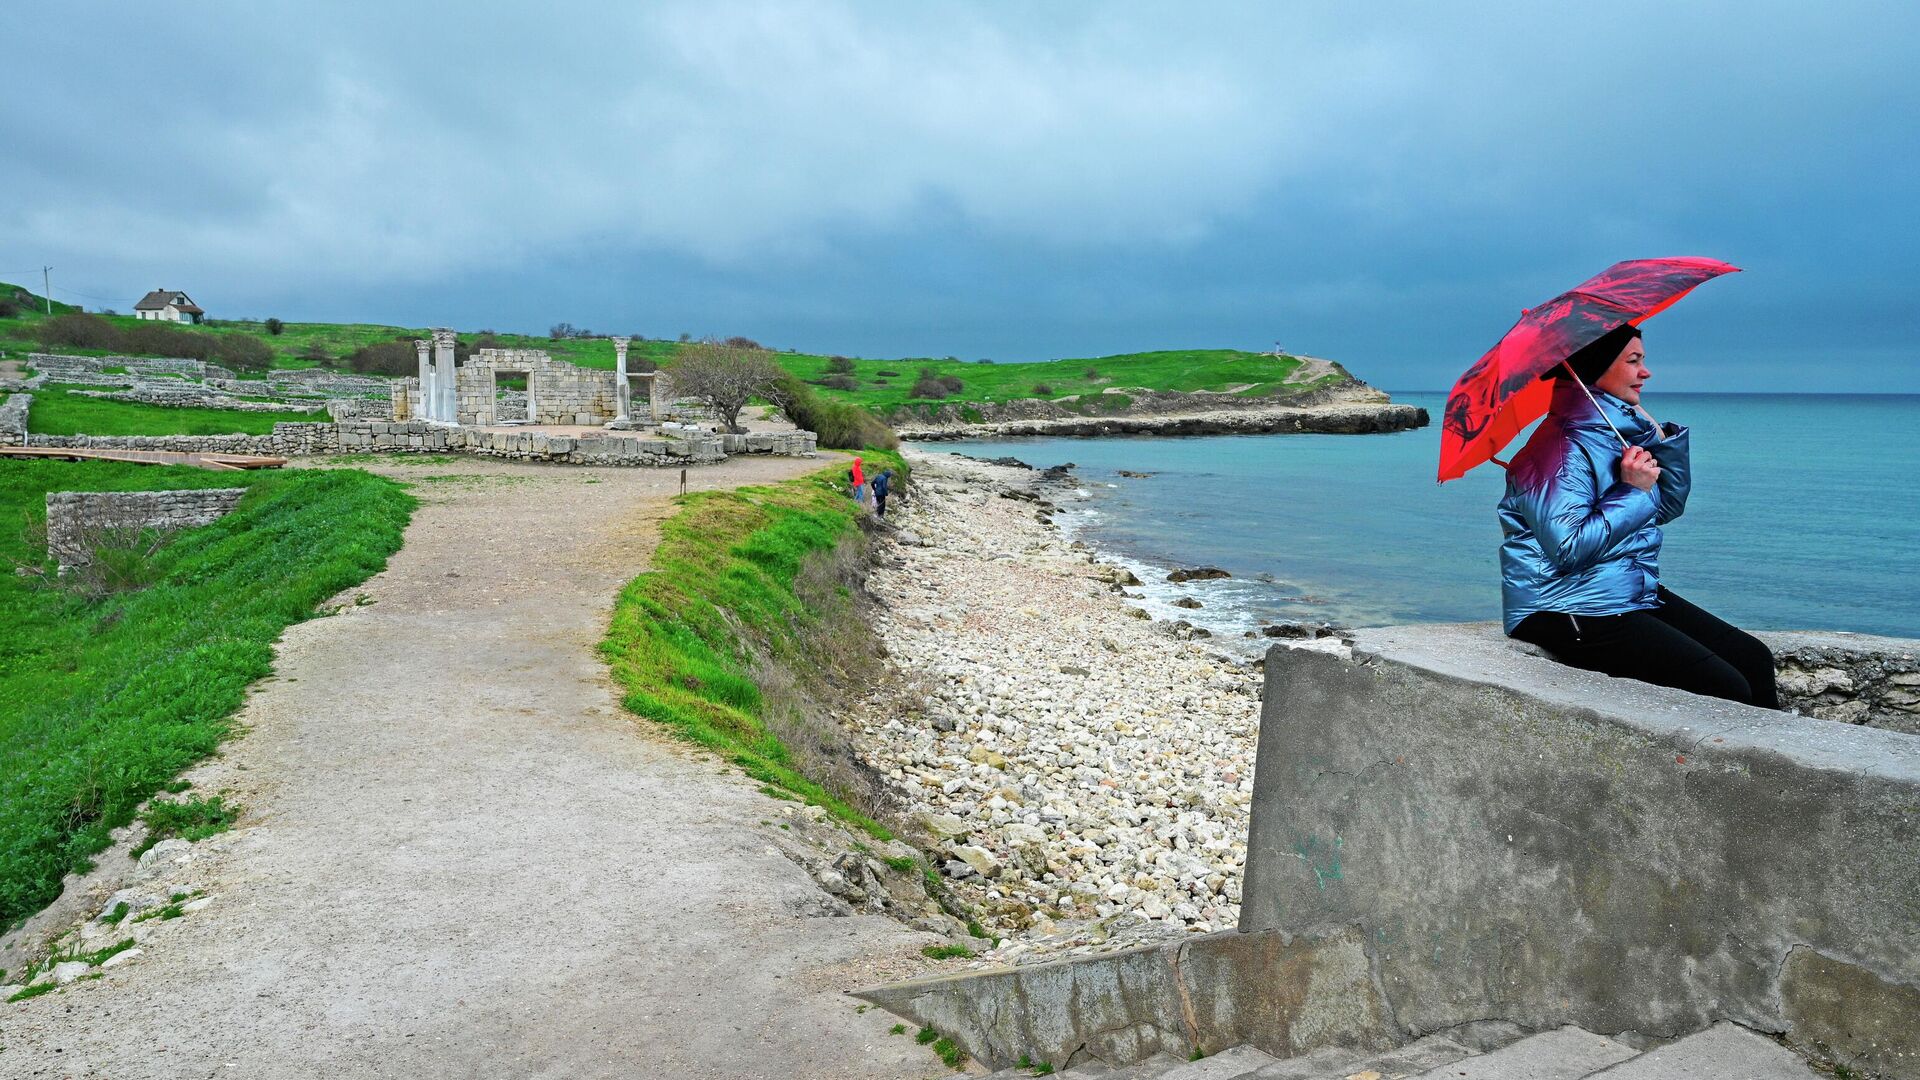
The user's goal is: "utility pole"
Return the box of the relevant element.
[41,266,52,314]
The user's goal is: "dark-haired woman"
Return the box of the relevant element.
[1498,323,1778,708]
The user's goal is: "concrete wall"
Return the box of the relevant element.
[1240,623,1920,1079]
[46,488,247,568]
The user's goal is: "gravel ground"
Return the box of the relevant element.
[1,452,950,1080]
[857,450,1283,966]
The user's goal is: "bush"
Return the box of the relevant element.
[875,369,901,378]
[0,298,20,319]
[770,374,899,450]
[976,358,995,364]
[345,340,419,377]
[1032,383,1053,396]
[264,318,285,336]
[212,333,274,372]
[826,355,855,374]
[911,365,964,400]
[819,374,858,391]
[34,313,119,350]
[722,336,764,350]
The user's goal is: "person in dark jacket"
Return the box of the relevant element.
[871,469,894,518]
[1498,324,1778,708]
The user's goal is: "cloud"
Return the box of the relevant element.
[3,1,1915,389]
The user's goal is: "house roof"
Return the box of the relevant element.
[134,289,203,314]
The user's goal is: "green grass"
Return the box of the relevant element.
[920,944,973,960]
[129,795,239,858]
[0,461,413,930]
[25,386,330,436]
[600,452,906,839]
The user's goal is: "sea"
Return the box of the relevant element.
[925,393,1920,642]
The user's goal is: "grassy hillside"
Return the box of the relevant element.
[27,386,331,436]
[0,461,413,930]
[0,279,1346,425]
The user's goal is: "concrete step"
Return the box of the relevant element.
[1250,1034,1478,1079]
[1585,1022,1823,1079]
[1407,1026,1636,1080]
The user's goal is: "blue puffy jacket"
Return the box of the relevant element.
[1498,379,1691,633]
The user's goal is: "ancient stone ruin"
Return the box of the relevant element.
[6,335,817,467]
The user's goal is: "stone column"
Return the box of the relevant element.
[648,372,665,422]
[413,339,431,421]
[432,329,457,423]
[612,337,632,422]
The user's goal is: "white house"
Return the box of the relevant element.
[133,289,205,324]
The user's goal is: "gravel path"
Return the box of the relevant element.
[3,453,942,1079]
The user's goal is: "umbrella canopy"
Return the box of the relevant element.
[1437,257,1740,482]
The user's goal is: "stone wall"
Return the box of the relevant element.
[456,348,619,426]
[45,487,248,569]
[1241,623,1920,1079]
[16,420,815,465]
[1763,630,1920,734]
[0,392,29,441]
[25,423,343,457]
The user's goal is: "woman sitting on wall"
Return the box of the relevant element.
[1498,324,1778,708]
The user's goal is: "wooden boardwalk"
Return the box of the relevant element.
[0,446,288,471]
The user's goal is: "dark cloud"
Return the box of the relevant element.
[5,1,1915,390]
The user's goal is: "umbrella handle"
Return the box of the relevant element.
[1561,360,1633,450]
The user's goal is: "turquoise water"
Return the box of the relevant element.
[929,393,1920,638]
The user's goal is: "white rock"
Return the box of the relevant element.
[956,845,1002,876]
[99,948,143,970]
[51,961,92,985]
[134,838,193,877]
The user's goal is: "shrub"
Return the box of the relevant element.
[911,365,964,399]
[820,374,858,391]
[0,297,20,318]
[345,340,419,377]
[211,333,274,373]
[826,355,855,374]
[1032,383,1053,396]
[264,318,285,336]
[722,336,764,350]
[770,374,899,450]
[875,369,901,378]
[976,358,995,364]
[298,342,333,365]
[34,313,119,350]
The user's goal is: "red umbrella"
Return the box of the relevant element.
[1437,257,1740,482]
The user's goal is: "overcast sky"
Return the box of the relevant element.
[6,2,1916,390]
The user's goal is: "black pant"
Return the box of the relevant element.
[1512,587,1779,709]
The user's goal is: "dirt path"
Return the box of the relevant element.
[4,454,941,1079]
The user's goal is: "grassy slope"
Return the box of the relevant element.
[601,451,906,838]
[0,461,413,930]
[1,279,1342,423]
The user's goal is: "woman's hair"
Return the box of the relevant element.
[1550,323,1642,384]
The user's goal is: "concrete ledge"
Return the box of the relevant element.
[1240,623,1920,1079]
[854,927,1391,1071]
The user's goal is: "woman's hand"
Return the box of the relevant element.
[1620,446,1661,491]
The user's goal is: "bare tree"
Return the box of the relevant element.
[666,339,786,432]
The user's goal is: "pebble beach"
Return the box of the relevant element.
[855,449,1345,964]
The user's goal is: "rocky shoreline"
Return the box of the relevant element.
[890,383,1429,441]
[853,449,1337,966]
